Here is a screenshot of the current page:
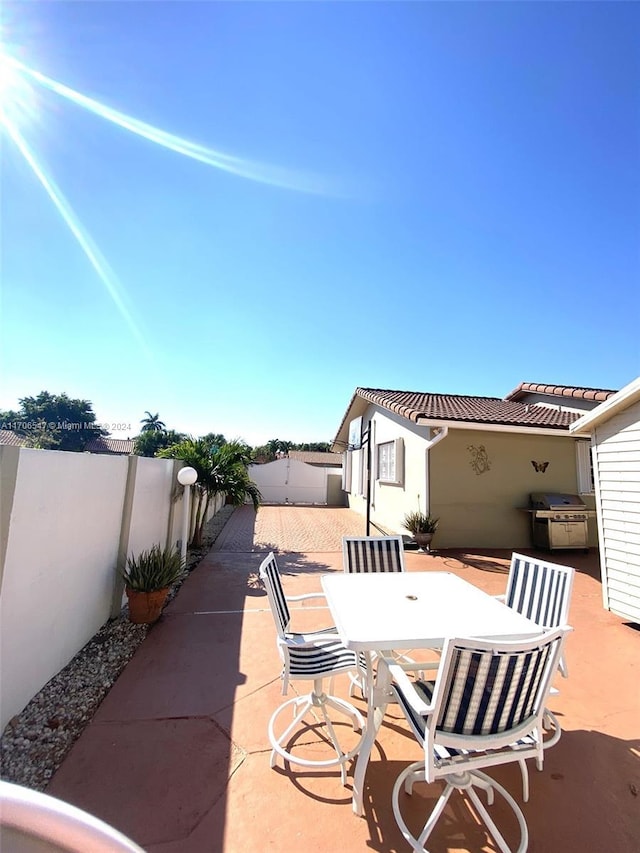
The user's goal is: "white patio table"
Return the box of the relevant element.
[321,570,544,816]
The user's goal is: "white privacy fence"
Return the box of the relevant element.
[0,446,221,730]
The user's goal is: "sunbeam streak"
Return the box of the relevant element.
[1,112,152,357]
[8,57,338,196]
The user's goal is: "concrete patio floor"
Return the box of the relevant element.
[46,506,639,852]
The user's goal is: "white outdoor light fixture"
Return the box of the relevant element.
[177,466,198,564]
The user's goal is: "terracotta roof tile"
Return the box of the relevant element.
[352,387,582,430]
[504,382,617,403]
[0,431,135,453]
[85,437,135,455]
[288,451,343,466]
[0,429,28,447]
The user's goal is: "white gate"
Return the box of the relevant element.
[249,458,327,505]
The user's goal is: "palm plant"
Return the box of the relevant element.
[160,437,261,547]
[140,411,166,432]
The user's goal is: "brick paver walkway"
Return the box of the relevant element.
[213,505,374,552]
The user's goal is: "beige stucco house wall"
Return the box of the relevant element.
[429,429,596,548]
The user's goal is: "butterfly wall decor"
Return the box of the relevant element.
[531,460,549,473]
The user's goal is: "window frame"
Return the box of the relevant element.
[376,438,404,486]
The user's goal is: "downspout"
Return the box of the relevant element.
[424,427,449,514]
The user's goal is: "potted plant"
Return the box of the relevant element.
[403,511,440,552]
[121,544,187,624]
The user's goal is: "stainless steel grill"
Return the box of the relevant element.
[527,493,595,552]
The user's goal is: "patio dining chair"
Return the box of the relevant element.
[259,552,365,785]
[498,552,575,750]
[380,626,569,853]
[342,535,423,696]
[501,552,575,678]
[342,535,406,574]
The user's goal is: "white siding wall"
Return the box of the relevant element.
[592,400,640,622]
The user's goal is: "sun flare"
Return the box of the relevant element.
[1,39,335,352]
[0,45,37,123]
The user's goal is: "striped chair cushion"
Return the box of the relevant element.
[261,554,290,635]
[394,677,537,767]
[506,556,572,628]
[393,635,559,742]
[287,637,360,678]
[344,538,404,573]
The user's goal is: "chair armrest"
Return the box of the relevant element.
[285,631,344,647]
[286,592,327,603]
[379,657,436,717]
[384,660,440,673]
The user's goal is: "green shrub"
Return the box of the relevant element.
[403,511,439,535]
[122,545,187,592]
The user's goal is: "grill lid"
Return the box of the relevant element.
[530,492,587,510]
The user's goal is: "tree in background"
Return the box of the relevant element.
[140,411,166,432]
[0,391,107,451]
[267,438,291,456]
[251,439,332,462]
[209,441,260,510]
[201,432,227,449]
[159,438,260,546]
[134,429,186,458]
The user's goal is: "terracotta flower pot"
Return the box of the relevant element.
[126,587,170,624]
[413,533,434,552]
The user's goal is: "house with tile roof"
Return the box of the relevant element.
[84,437,135,455]
[332,382,618,550]
[0,431,134,455]
[0,430,27,448]
[287,451,343,467]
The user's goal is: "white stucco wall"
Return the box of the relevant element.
[0,450,223,728]
[368,407,432,533]
[0,449,128,728]
[344,406,431,534]
[127,456,176,557]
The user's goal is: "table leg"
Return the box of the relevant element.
[352,651,391,816]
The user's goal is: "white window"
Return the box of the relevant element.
[376,438,404,485]
[576,440,594,494]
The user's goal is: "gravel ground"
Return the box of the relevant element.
[0,506,236,792]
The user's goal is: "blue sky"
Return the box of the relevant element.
[1,2,638,446]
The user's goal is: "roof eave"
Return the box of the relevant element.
[569,376,640,435]
[331,391,370,451]
[415,417,574,436]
